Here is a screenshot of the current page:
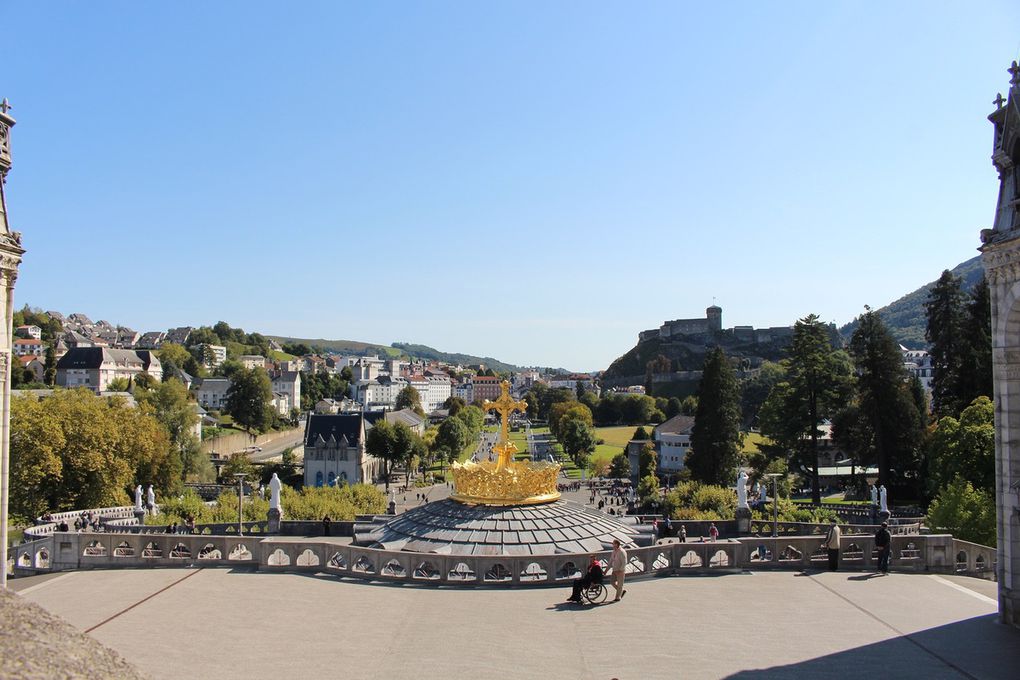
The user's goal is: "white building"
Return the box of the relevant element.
[654,414,695,472]
[55,348,163,393]
[199,344,227,368]
[15,324,41,340]
[354,375,408,411]
[408,375,452,412]
[901,346,934,393]
[239,354,266,370]
[271,370,301,414]
[193,377,231,411]
[13,338,43,357]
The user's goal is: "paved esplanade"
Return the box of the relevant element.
[15,569,1016,680]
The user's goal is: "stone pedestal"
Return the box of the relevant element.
[267,508,281,534]
[878,509,891,524]
[133,509,146,525]
[870,504,879,524]
[735,506,752,535]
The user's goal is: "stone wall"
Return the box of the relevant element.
[200,426,301,456]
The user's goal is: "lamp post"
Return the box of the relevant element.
[765,472,783,538]
[233,473,247,536]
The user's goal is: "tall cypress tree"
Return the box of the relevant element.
[845,311,924,487]
[688,347,742,486]
[925,270,967,419]
[758,314,853,504]
[962,276,993,402]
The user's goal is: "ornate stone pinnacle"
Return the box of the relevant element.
[0,99,10,114]
[994,92,1006,110]
[1009,61,1020,87]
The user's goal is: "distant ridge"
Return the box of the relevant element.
[267,336,532,372]
[838,255,984,348]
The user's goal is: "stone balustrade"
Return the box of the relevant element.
[11,530,972,585]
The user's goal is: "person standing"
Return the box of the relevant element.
[679,525,687,543]
[824,518,841,571]
[322,515,332,537]
[708,523,719,542]
[610,539,628,602]
[874,521,891,574]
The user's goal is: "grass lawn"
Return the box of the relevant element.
[595,426,641,449]
[742,432,769,454]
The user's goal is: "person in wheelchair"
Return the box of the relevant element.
[566,555,604,602]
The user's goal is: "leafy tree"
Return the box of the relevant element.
[559,418,597,467]
[107,377,131,392]
[395,385,425,416]
[839,310,924,488]
[549,401,588,439]
[758,315,853,503]
[924,397,994,496]
[688,348,743,486]
[455,405,484,437]
[365,420,413,491]
[158,342,203,379]
[579,390,600,414]
[435,416,471,467]
[927,477,996,546]
[132,372,156,391]
[637,473,660,507]
[925,270,968,419]
[638,442,657,479]
[220,452,257,482]
[680,396,698,416]
[136,378,213,483]
[282,342,313,356]
[443,396,466,415]
[632,426,650,441]
[665,397,683,419]
[740,360,786,428]
[10,389,176,517]
[620,395,658,425]
[608,452,631,479]
[225,367,274,435]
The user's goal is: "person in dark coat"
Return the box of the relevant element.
[874,521,891,574]
[322,515,332,537]
[567,556,604,602]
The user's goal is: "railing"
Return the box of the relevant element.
[952,538,997,579]
[747,520,921,537]
[11,531,970,584]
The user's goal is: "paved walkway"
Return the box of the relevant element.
[12,568,1017,679]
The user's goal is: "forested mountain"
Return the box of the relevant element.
[839,256,984,348]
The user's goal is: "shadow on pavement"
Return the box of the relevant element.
[724,614,1020,680]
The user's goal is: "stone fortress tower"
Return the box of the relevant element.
[0,98,25,589]
[979,61,1020,626]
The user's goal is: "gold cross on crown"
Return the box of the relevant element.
[483,380,527,468]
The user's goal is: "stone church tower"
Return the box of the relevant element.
[0,99,25,589]
[980,62,1020,626]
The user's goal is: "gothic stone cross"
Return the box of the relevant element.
[1010,61,1020,87]
[0,99,10,114]
[994,92,1006,110]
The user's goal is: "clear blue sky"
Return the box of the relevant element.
[4,2,1020,370]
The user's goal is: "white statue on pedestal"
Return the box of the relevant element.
[269,473,282,512]
[870,484,878,506]
[146,485,155,513]
[134,485,143,511]
[759,482,768,505]
[879,485,888,513]
[736,471,749,509]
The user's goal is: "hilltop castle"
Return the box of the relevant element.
[638,305,794,344]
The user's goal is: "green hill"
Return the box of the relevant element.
[839,255,984,348]
[266,336,526,371]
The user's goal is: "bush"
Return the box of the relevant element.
[927,477,996,547]
[664,481,736,520]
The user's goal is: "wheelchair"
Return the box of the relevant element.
[582,580,608,604]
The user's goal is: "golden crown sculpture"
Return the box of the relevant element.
[450,380,561,506]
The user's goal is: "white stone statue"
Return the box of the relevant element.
[870,484,878,506]
[759,482,768,505]
[134,485,143,511]
[879,485,888,513]
[269,473,282,511]
[146,484,155,510]
[736,471,749,509]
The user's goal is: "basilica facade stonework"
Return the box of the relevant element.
[980,62,1020,626]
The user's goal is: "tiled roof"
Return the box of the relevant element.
[355,499,647,556]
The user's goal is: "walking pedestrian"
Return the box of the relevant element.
[610,539,628,601]
[824,518,841,571]
[874,521,891,574]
